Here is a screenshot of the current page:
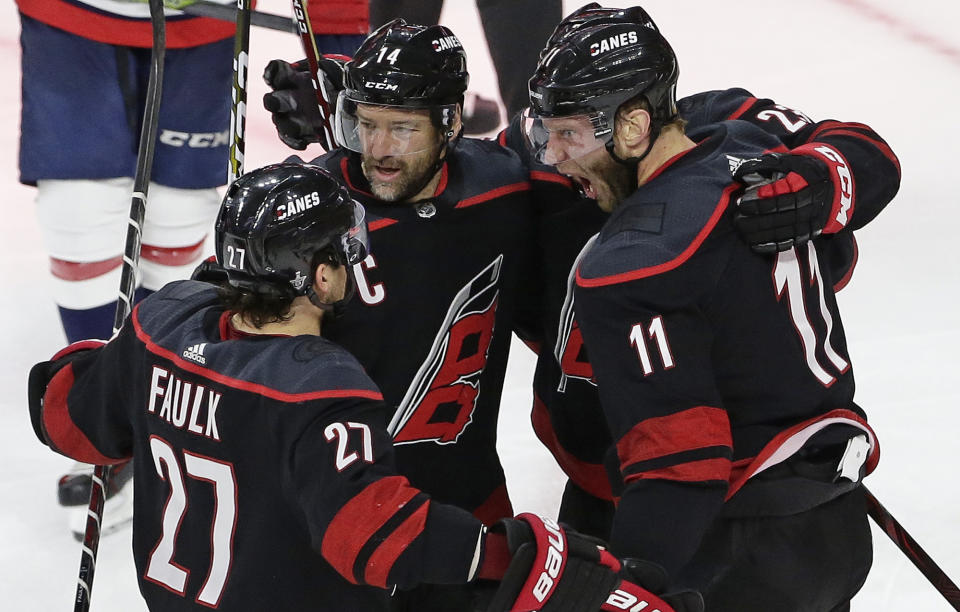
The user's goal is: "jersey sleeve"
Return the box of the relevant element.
[289,397,485,591]
[574,266,731,575]
[680,88,901,231]
[35,326,138,464]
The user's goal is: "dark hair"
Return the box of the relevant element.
[216,246,342,329]
[217,284,295,329]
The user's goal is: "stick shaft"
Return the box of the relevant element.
[865,486,960,610]
[183,0,296,33]
[290,0,337,150]
[228,0,253,183]
[74,1,165,609]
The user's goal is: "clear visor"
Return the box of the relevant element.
[335,91,455,158]
[522,108,612,166]
[340,200,369,266]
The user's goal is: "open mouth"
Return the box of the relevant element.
[373,165,402,182]
[572,175,597,200]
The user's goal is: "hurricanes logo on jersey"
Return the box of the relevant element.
[388,256,502,445]
[555,236,599,392]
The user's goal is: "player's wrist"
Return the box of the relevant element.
[790,143,855,234]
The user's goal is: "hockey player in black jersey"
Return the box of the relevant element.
[262,7,901,552]
[501,3,900,541]
[26,162,701,612]
[524,6,886,611]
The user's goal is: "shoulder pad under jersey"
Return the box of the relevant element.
[133,282,381,401]
[577,122,776,286]
[678,87,758,132]
[443,137,529,203]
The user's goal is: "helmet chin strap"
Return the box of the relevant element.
[307,267,357,320]
[604,117,664,191]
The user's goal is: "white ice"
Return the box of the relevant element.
[1,1,957,609]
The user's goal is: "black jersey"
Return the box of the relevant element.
[308,138,536,524]
[573,121,879,575]
[500,88,899,512]
[33,281,485,611]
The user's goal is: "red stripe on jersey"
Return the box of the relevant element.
[141,240,206,266]
[472,484,513,526]
[726,96,759,120]
[50,256,122,281]
[321,476,420,584]
[433,163,449,197]
[623,457,731,485]
[531,395,613,500]
[339,157,373,197]
[805,122,901,176]
[577,183,739,287]
[18,0,236,48]
[726,408,879,499]
[42,365,124,465]
[132,306,384,403]
[834,236,858,292]
[368,218,399,232]
[497,130,508,147]
[455,181,531,208]
[616,406,731,469]
[530,170,574,189]
[363,501,430,588]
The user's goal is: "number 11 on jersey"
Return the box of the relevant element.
[629,315,675,376]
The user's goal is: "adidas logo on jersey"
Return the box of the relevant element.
[182,343,207,365]
[726,154,748,175]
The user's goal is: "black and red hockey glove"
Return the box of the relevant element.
[262,55,347,151]
[28,341,105,447]
[602,559,703,612]
[481,513,619,611]
[733,143,855,253]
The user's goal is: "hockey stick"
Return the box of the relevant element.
[74,2,165,611]
[290,0,337,150]
[181,0,297,33]
[228,0,253,182]
[865,486,960,610]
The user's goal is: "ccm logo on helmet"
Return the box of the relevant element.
[533,517,566,602]
[275,191,321,221]
[432,35,462,52]
[365,81,399,91]
[590,31,639,57]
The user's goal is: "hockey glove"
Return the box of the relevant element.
[733,144,854,254]
[484,513,620,612]
[262,56,346,151]
[28,341,105,447]
[603,558,704,612]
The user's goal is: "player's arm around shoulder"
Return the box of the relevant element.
[286,371,487,591]
[688,87,901,241]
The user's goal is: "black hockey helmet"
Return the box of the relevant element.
[525,4,678,165]
[215,163,368,301]
[335,19,469,156]
[540,3,661,58]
